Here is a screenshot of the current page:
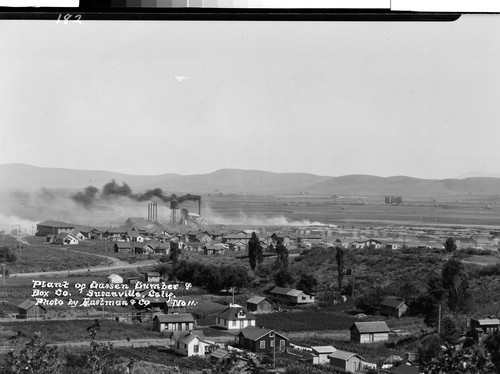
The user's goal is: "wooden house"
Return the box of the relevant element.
[114,242,134,254]
[215,306,256,330]
[380,297,409,318]
[269,287,315,305]
[153,313,195,332]
[246,296,274,313]
[350,321,390,344]
[236,326,289,353]
[470,317,500,341]
[204,243,226,255]
[311,345,336,365]
[107,274,124,285]
[17,300,46,319]
[328,350,365,373]
[171,330,217,357]
[144,272,161,283]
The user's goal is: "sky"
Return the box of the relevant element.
[1,15,500,179]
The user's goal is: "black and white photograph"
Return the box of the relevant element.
[0,5,500,374]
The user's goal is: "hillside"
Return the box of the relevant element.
[2,163,500,197]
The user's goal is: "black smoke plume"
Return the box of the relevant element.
[71,180,200,208]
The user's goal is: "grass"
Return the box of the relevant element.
[0,319,161,344]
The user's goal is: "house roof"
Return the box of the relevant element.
[380,297,406,309]
[473,318,500,326]
[238,326,288,341]
[18,300,46,311]
[114,242,133,249]
[246,296,273,305]
[351,321,390,333]
[37,220,75,228]
[390,364,420,374]
[107,274,123,280]
[145,272,161,277]
[311,346,336,354]
[153,313,195,323]
[216,307,256,321]
[328,349,364,361]
[211,348,230,360]
[270,287,304,297]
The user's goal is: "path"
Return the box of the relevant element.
[10,248,156,277]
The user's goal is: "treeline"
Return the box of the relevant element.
[156,260,250,293]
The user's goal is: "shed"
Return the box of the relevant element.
[350,321,390,343]
[246,296,274,313]
[311,345,336,365]
[380,297,408,318]
[328,350,364,373]
[17,300,46,319]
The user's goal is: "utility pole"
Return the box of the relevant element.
[67,248,70,276]
[273,331,276,369]
[438,302,442,334]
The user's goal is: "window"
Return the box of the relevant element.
[194,344,199,353]
[232,320,237,326]
[270,340,274,347]
[260,341,266,349]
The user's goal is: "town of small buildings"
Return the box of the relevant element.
[1,213,500,374]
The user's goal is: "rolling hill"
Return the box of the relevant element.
[2,163,500,197]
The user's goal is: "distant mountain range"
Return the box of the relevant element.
[2,163,500,197]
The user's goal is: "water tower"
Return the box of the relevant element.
[170,200,180,226]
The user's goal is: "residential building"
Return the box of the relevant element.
[470,317,500,341]
[269,287,315,305]
[171,330,216,357]
[153,313,195,332]
[236,326,289,353]
[350,321,390,343]
[215,306,256,330]
[328,350,365,373]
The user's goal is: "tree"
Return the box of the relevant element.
[296,273,318,294]
[248,232,263,272]
[421,344,495,374]
[440,314,462,344]
[275,240,288,269]
[484,331,500,373]
[169,240,180,264]
[335,246,345,292]
[441,257,470,312]
[2,333,64,374]
[274,267,295,288]
[444,237,458,252]
[0,246,17,262]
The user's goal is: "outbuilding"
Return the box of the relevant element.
[380,297,409,318]
[17,300,46,319]
[328,350,364,373]
[350,321,390,344]
[246,296,274,313]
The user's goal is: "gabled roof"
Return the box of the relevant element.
[311,346,336,354]
[351,321,390,333]
[153,313,195,323]
[216,307,256,321]
[18,300,46,311]
[328,349,364,361]
[246,296,273,305]
[270,287,304,297]
[238,326,288,341]
[114,242,133,249]
[472,318,500,326]
[380,297,406,309]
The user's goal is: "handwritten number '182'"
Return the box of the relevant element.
[56,14,82,24]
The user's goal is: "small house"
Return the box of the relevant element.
[328,350,365,373]
[17,300,46,319]
[107,274,124,285]
[380,297,408,318]
[246,296,274,313]
[215,306,256,330]
[350,321,390,344]
[153,313,195,332]
[114,242,134,254]
[210,348,231,364]
[236,326,289,353]
[269,287,315,305]
[470,317,500,341]
[172,330,217,357]
[63,233,79,245]
[311,345,336,365]
[144,272,161,283]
